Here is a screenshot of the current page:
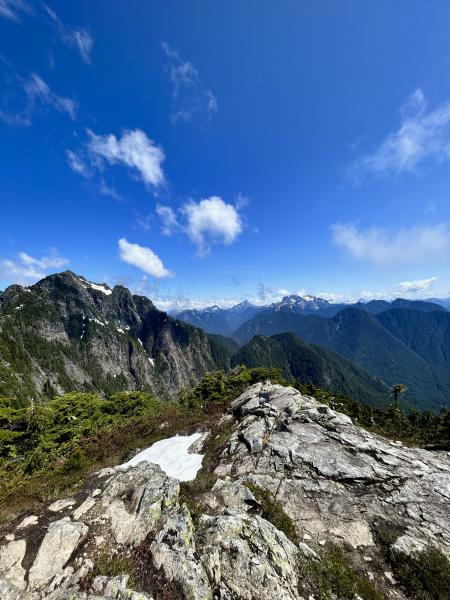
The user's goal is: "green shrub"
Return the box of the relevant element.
[245,481,298,544]
[298,542,384,600]
[373,520,450,599]
[391,547,450,599]
[61,447,89,473]
[91,552,137,589]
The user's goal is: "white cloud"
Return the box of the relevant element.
[98,180,121,200]
[156,197,243,254]
[184,197,242,254]
[396,277,437,294]
[156,204,178,236]
[44,4,93,64]
[118,238,173,278]
[66,149,89,177]
[0,69,76,126]
[351,89,450,181]
[23,73,76,119]
[276,288,291,296]
[0,249,69,284]
[18,250,69,270]
[85,129,165,190]
[0,0,31,21]
[316,292,346,303]
[331,222,450,265]
[162,42,217,124]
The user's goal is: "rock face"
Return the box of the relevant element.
[225,383,450,556]
[0,382,449,599]
[0,271,217,403]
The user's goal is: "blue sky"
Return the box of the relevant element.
[2,1,450,309]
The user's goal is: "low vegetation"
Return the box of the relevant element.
[374,520,450,600]
[245,481,298,544]
[298,542,384,600]
[2,365,449,523]
[0,366,281,523]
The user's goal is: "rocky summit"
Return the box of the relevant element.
[1,382,449,599]
[0,271,217,403]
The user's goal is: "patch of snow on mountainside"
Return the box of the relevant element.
[88,282,112,295]
[78,276,112,295]
[119,433,203,480]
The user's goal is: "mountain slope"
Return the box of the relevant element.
[0,271,218,405]
[231,332,390,407]
[377,308,450,402]
[232,307,443,410]
[354,298,447,314]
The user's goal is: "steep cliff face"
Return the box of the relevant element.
[0,271,217,404]
[1,382,449,599]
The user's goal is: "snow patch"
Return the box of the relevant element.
[79,276,112,296]
[117,328,125,334]
[90,318,108,327]
[15,305,24,311]
[119,433,203,481]
[138,338,143,346]
[148,357,155,366]
[88,282,112,295]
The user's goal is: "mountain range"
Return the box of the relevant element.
[175,300,263,336]
[2,273,449,413]
[175,294,447,335]
[232,305,450,411]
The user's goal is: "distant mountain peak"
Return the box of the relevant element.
[232,299,253,309]
[275,294,331,312]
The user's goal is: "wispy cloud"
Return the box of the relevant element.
[156,196,243,255]
[23,73,76,119]
[44,4,93,64]
[118,238,173,278]
[156,204,178,236]
[396,276,436,294]
[0,68,76,126]
[331,222,450,265]
[351,89,450,182]
[162,42,217,124]
[66,149,89,177]
[0,249,69,284]
[67,129,165,195]
[0,0,31,22]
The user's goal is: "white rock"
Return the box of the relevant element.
[0,539,27,590]
[17,515,38,529]
[73,497,96,520]
[384,571,397,585]
[28,518,88,590]
[298,542,320,560]
[48,498,75,512]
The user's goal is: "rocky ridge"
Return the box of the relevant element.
[0,271,217,403]
[0,382,449,599]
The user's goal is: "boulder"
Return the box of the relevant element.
[28,518,88,590]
